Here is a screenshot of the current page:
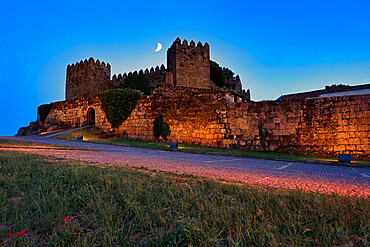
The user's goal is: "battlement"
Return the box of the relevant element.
[167,37,210,89]
[65,38,236,100]
[111,64,169,91]
[172,37,209,50]
[67,57,111,70]
[66,57,111,100]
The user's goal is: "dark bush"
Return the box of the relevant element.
[123,73,151,95]
[99,89,141,128]
[210,60,226,88]
[161,120,171,141]
[153,113,164,139]
[222,67,234,80]
[38,103,53,122]
[153,113,171,140]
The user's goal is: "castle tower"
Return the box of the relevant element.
[66,57,111,100]
[167,38,210,89]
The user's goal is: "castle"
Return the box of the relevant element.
[17,38,369,159]
[65,38,242,100]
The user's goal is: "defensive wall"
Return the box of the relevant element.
[42,85,370,159]
[66,38,216,99]
[66,58,111,100]
[167,38,210,88]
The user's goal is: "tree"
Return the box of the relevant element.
[99,89,141,128]
[153,113,164,139]
[123,73,151,95]
[222,67,234,80]
[161,121,171,141]
[153,113,171,140]
[210,60,226,88]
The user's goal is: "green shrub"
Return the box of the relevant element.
[99,89,141,128]
[210,60,226,88]
[38,103,53,122]
[123,73,151,95]
[153,113,164,139]
[153,113,171,140]
[222,67,234,80]
[161,121,171,141]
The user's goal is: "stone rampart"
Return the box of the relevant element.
[225,95,370,158]
[167,38,210,89]
[43,85,370,159]
[66,57,111,100]
[116,85,227,145]
[111,64,170,93]
[44,96,110,128]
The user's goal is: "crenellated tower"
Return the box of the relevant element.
[66,57,111,100]
[167,38,210,89]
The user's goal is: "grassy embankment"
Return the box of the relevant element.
[57,127,370,166]
[0,151,369,246]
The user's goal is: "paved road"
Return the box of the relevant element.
[1,136,369,197]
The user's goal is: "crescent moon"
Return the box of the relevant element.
[155,43,162,52]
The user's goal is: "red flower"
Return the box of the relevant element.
[176,178,180,182]
[63,217,68,222]
[46,237,50,242]
[16,231,24,236]
[9,162,11,164]
[7,233,13,237]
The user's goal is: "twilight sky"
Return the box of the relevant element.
[0,0,369,136]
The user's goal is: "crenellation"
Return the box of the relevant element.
[66,57,111,100]
[166,38,210,89]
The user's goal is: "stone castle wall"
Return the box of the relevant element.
[44,96,110,128]
[116,85,227,145]
[66,38,214,100]
[44,85,370,159]
[225,95,370,158]
[66,58,111,100]
[111,65,170,93]
[167,38,210,89]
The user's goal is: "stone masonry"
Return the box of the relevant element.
[43,84,370,159]
[66,58,111,100]
[65,38,230,99]
[167,38,210,89]
[34,38,369,159]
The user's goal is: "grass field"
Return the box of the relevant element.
[57,127,370,166]
[0,151,369,246]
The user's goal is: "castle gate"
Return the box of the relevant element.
[87,108,95,126]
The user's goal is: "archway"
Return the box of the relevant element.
[87,108,95,126]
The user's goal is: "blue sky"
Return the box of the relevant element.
[1,0,369,136]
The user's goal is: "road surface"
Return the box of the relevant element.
[1,136,369,197]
